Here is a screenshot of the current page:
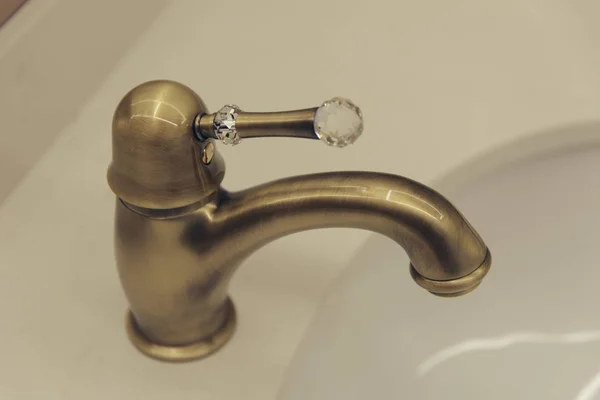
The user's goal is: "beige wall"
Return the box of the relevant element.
[0,0,27,27]
[0,0,169,204]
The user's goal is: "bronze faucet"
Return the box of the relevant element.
[107,80,491,362]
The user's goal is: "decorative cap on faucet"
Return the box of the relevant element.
[107,80,225,210]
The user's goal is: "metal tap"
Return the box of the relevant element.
[107,80,491,362]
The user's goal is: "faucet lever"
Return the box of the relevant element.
[195,97,363,148]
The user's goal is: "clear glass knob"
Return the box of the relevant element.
[314,97,363,148]
[213,104,242,146]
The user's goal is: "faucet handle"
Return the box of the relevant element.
[195,97,364,148]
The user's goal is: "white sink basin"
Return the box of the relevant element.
[279,123,600,399]
[2,0,600,398]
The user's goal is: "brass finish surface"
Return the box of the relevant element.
[410,249,491,296]
[126,298,236,362]
[201,141,215,165]
[197,108,318,140]
[108,80,225,209]
[109,81,491,362]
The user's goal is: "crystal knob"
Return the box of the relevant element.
[195,98,364,148]
[314,97,363,148]
[213,104,242,146]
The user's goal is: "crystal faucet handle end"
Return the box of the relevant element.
[195,98,364,148]
[314,97,363,148]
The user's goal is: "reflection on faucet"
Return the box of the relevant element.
[316,186,444,221]
[384,189,444,220]
[418,331,600,377]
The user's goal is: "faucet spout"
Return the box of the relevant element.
[216,171,490,294]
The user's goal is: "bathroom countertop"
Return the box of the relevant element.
[0,0,598,399]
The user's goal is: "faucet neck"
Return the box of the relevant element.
[213,171,489,286]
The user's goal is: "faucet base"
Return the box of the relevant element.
[432,282,481,297]
[125,298,237,362]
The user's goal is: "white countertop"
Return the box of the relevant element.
[0,0,598,399]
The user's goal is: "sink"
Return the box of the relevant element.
[2,0,600,398]
[278,123,600,400]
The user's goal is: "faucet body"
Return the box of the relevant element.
[108,81,491,362]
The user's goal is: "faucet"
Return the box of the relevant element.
[107,80,491,362]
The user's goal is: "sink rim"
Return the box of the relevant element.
[432,120,600,194]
